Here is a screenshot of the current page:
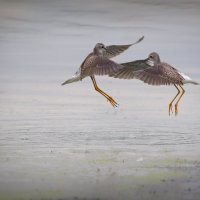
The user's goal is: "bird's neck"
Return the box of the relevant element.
[93,48,103,56]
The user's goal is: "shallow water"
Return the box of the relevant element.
[0,0,200,199]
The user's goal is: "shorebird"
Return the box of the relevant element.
[62,36,144,107]
[110,52,198,115]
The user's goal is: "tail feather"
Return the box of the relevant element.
[178,72,199,85]
[183,80,199,85]
[61,73,81,85]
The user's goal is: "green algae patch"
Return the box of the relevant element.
[158,157,198,166]
[87,156,118,164]
[141,156,198,169]
[137,170,186,183]
[0,189,65,200]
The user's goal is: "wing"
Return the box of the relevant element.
[104,36,144,59]
[110,59,172,85]
[133,64,172,85]
[104,44,132,59]
[81,55,124,76]
[109,59,151,79]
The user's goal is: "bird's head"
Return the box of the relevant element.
[147,52,161,66]
[93,43,107,55]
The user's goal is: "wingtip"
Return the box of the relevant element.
[141,35,145,39]
[138,35,144,42]
[131,35,144,46]
[61,82,66,86]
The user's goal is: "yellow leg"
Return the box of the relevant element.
[90,76,119,107]
[175,85,185,116]
[168,84,181,116]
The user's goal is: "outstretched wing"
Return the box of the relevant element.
[81,55,124,76]
[110,59,151,79]
[104,36,144,59]
[110,59,172,85]
[134,65,172,85]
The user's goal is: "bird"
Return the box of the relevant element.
[61,36,144,107]
[110,52,198,115]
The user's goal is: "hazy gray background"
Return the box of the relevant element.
[0,0,200,199]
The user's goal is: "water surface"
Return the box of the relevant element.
[0,0,200,199]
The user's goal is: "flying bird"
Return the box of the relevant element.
[62,36,144,107]
[110,52,198,115]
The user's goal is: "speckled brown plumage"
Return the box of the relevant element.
[111,52,184,86]
[80,51,124,79]
[62,36,144,107]
[110,52,198,115]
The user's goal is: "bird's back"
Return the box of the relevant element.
[159,62,184,84]
[80,52,93,69]
[80,52,124,78]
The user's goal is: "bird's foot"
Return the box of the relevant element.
[107,97,119,108]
